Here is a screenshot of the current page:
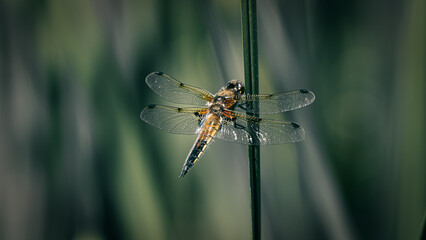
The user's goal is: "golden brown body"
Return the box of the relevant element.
[179,113,221,177]
[179,87,240,178]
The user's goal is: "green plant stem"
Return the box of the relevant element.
[241,0,260,239]
[420,211,426,240]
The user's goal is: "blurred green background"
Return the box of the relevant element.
[0,0,425,239]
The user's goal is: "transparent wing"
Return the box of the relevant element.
[216,111,305,145]
[239,89,315,114]
[140,104,207,135]
[146,72,214,106]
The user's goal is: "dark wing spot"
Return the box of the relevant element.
[177,108,182,112]
[291,122,300,128]
[268,94,273,98]
[156,72,163,75]
[148,104,156,109]
[300,89,309,93]
[194,112,199,116]
[179,83,184,87]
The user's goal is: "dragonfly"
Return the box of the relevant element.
[140,72,315,178]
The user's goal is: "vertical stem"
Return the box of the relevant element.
[420,211,426,240]
[241,0,260,239]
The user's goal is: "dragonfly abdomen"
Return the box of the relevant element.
[179,114,221,178]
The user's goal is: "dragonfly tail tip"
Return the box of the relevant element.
[179,171,187,178]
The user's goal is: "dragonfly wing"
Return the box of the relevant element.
[146,72,214,106]
[239,89,315,114]
[216,111,305,145]
[140,104,207,135]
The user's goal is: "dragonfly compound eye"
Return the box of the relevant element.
[239,86,245,94]
[227,82,235,89]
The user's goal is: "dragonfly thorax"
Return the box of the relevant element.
[209,104,223,114]
[212,93,238,110]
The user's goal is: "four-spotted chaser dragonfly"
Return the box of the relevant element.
[140,72,315,178]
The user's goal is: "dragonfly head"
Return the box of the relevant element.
[226,80,245,95]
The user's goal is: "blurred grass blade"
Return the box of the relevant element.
[241,0,260,239]
[420,211,426,240]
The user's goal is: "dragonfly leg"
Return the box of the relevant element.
[237,102,247,110]
[233,118,260,131]
[196,114,205,127]
[233,119,248,130]
[233,118,261,145]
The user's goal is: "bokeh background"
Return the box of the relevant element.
[0,0,425,239]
